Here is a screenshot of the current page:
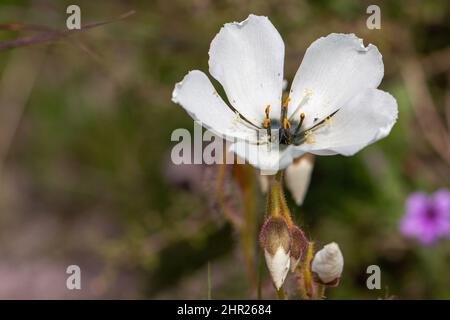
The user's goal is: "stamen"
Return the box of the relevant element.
[293,112,305,135]
[264,104,272,142]
[291,109,339,146]
[281,97,291,130]
[283,96,291,108]
[307,109,340,132]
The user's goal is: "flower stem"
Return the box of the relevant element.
[269,177,281,218]
[277,182,294,227]
[268,171,294,227]
[277,287,286,300]
[316,284,325,300]
[297,264,309,300]
[303,241,315,299]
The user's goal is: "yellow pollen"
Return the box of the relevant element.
[265,105,271,117]
[283,96,291,108]
[300,112,305,119]
[264,118,271,128]
[283,118,291,129]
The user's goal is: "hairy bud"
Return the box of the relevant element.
[259,216,291,289]
[289,225,308,272]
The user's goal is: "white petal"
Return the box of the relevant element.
[209,14,285,125]
[172,70,257,142]
[285,155,314,206]
[287,33,384,129]
[300,89,398,156]
[264,247,290,290]
[230,141,298,173]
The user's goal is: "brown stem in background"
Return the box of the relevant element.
[421,47,450,76]
[232,164,258,290]
[445,73,450,130]
[215,163,243,228]
[0,49,46,181]
[401,57,450,166]
[0,10,135,51]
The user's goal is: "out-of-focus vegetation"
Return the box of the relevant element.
[0,0,449,299]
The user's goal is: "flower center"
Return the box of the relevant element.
[262,95,338,146]
[425,204,438,221]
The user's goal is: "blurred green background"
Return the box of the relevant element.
[0,0,449,299]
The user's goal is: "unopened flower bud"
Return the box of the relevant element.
[259,216,291,289]
[289,225,308,272]
[311,242,343,286]
[285,154,314,206]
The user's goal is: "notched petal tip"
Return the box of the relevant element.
[225,14,269,28]
[321,33,383,65]
[207,14,273,65]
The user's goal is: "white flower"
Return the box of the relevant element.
[172,14,398,171]
[311,242,344,284]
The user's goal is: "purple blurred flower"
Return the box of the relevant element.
[400,189,450,245]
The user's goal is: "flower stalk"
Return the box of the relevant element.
[303,241,315,298]
[260,170,310,297]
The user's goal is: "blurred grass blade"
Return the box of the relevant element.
[207,262,211,300]
[0,10,135,51]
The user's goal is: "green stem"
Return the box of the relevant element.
[269,178,281,218]
[277,182,293,226]
[303,242,315,299]
[297,264,309,300]
[275,170,283,182]
[277,287,286,300]
[316,284,325,300]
